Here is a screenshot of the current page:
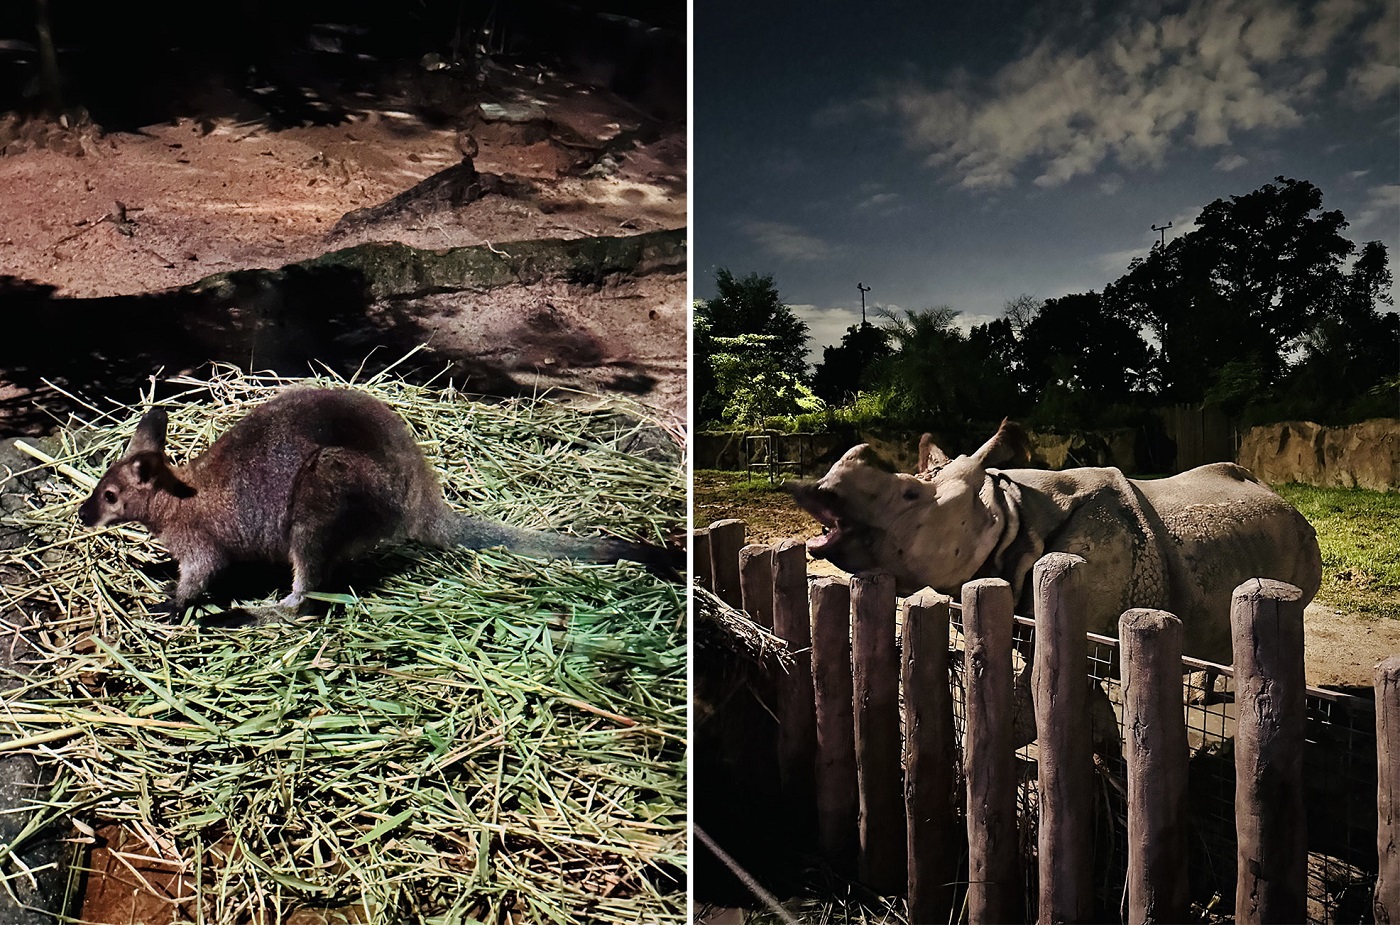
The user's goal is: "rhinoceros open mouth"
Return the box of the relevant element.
[784,482,855,559]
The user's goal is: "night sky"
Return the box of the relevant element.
[693,0,1400,364]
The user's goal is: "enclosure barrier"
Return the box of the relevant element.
[696,519,1387,924]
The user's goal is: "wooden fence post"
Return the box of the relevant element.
[1231,578,1306,925]
[962,578,1020,925]
[850,570,906,893]
[739,544,775,629]
[903,588,956,923]
[707,519,746,609]
[810,576,856,873]
[1375,655,1400,923]
[1033,552,1093,924]
[772,538,816,834]
[1119,608,1189,924]
[693,527,712,592]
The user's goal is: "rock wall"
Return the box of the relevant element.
[1237,419,1400,490]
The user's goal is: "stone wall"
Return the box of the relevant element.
[1237,419,1400,491]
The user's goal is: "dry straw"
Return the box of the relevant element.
[0,361,686,924]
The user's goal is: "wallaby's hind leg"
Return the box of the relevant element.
[281,448,407,610]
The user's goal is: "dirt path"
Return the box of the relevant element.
[0,61,686,428]
[695,472,1400,690]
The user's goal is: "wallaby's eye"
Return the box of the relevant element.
[903,487,920,501]
[103,489,118,505]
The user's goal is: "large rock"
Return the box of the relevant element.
[1238,420,1400,490]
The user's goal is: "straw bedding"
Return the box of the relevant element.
[0,364,686,924]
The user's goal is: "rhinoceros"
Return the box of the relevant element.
[786,419,1322,665]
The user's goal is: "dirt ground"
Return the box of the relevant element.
[0,58,686,429]
[695,471,1400,690]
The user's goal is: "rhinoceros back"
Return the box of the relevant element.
[1131,462,1321,663]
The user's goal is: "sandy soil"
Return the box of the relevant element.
[0,60,686,428]
[695,472,1400,690]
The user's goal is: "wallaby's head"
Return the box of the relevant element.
[79,408,195,529]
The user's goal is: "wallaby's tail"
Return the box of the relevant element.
[442,513,683,576]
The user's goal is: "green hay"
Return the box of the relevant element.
[0,363,686,924]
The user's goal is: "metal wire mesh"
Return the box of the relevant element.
[947,603,1378,924]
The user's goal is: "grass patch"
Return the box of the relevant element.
[0,364,686,923]
[1274,483,1400,621]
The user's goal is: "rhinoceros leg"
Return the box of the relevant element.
[1009,655,1122,759]
[1186,667,1226,706]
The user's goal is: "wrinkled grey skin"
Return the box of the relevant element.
[787,420,1322,665]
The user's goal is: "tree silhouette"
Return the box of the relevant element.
[1106,177,1381,404]
[811,321,891,404]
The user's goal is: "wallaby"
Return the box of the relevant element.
[78,388,679,616]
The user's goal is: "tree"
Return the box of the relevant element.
[1020,291,1156,404]
[1282,240,1398,420]
[699,269,810,379]
[1105,177,1373,404]
[694,269,812,425]
[870,306,1017,426]
[811,321,892,404]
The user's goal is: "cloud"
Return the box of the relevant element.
[1352,183,1400,234]
[739,220,837,262]
[789,304,865,364]
[865,0,1391,190]
[1215,153,1250,171]
[1096,204,1205,273]
[1348,0,1400,102]
[856,191,901,211]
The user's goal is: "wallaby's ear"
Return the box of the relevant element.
[918,433,951,474]
[130,451,196,498]
[969,418,1032,470]
[125,408,169,458]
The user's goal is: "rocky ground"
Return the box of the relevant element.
[0,54,686,432]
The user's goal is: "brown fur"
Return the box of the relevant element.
[79,388,676,615]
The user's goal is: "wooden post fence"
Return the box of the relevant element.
[962,578,1020,924]
[902,588,955,923]
[1033,552,1093,923]
[707,519,745,608]
[693,527,712,592]
[1231,578,1306,925]
[1119,608,1189,924]
[810,576,856,874]
[772,538,816,834]
[850,570,905,893]
[1376,655,1400,923]
[739,543,775,630]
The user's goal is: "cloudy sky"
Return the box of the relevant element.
[693,0,1400,365]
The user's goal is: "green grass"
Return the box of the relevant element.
[1274,483,1400,621]
[1,366,686,924]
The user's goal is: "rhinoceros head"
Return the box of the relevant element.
[786,420,1031,595]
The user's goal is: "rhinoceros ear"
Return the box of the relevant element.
[918,433,951,474]
[969,418,1031,470]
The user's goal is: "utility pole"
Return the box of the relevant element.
[1151,222,1172,249]
[857,283,871,325]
